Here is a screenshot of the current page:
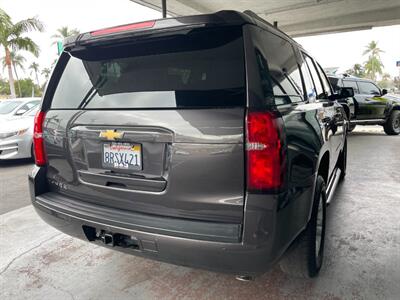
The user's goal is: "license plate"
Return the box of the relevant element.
[102,142,142,170]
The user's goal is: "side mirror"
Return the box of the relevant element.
[381,89,388,96]
[339,87,354,98]
[15,108,28,116]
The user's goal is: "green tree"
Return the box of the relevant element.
[0,8,44,98]
[17,78,41,97]
[0,78,10,95]
[29,62,40,86]
[51,26,79,45]
[1,51,25,97]
[363,41,384,81]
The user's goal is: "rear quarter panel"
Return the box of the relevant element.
[243,24,336,252]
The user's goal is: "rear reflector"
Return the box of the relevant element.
[246,111,284,191]
[33,111,46,166]
[91,21,156,36]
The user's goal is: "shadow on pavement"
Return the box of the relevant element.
[0,158,34,168]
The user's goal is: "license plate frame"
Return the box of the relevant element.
[102,142,142,171]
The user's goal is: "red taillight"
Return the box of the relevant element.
[33,111,46,166]
[246,111,284,191]
[90,21,156,36]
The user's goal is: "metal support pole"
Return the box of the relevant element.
[162,0,167,18]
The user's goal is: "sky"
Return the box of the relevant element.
[295,27,400,79]
[1,0,399,84]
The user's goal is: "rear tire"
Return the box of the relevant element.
[383,111,400,135]
[279,176,327,278]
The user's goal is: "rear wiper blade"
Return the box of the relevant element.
[77,76,107,109]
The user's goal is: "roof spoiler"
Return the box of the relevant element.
[63,10,294,51]
[63,10,253,51]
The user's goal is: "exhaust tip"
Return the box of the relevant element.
[235,275,254,282]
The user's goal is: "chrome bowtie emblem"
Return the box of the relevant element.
[99,130,124,141]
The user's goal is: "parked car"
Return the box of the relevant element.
[328,74,400,135]
[30,11,348,279]
[0,97,41,121]
[0,105,39,160]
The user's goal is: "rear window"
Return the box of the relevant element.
[50,27,245,109]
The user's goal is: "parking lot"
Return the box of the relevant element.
[0,126,399,299]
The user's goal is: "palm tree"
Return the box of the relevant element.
[1,51,25,97]
[51,26,79,45]
[363,41,384,81]
[29,62,40,87]
[0,8,44,98]
[41,67,51,82]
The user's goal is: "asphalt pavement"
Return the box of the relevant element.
[0,126,399,299]
[0,158,33,214]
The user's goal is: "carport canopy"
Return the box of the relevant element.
[131,0,400,37]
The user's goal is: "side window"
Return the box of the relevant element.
[17,102,36,113]
[303,54,324,99]
[300,60,316,101]
[342,80,359,94]
[255,49,274,100]
[256,31,303,105]
[328,77,340,92]
[288,66,304,100]
[26,101,38,109]
[357,81,380,95]
[316,63,332,96]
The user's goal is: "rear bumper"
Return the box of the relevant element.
[29,166,298,275]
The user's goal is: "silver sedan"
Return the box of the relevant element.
[0,97,40,121]
[0,106,38,160]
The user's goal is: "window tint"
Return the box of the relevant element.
[316,64,331,96]
[342,80,359,94]
[304,54,324,99]
[0,101,22,114]
[357,81,380,95]
[50,27,245,109]
[255,31,303,105]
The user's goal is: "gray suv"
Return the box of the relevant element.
[30,11,347,279]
